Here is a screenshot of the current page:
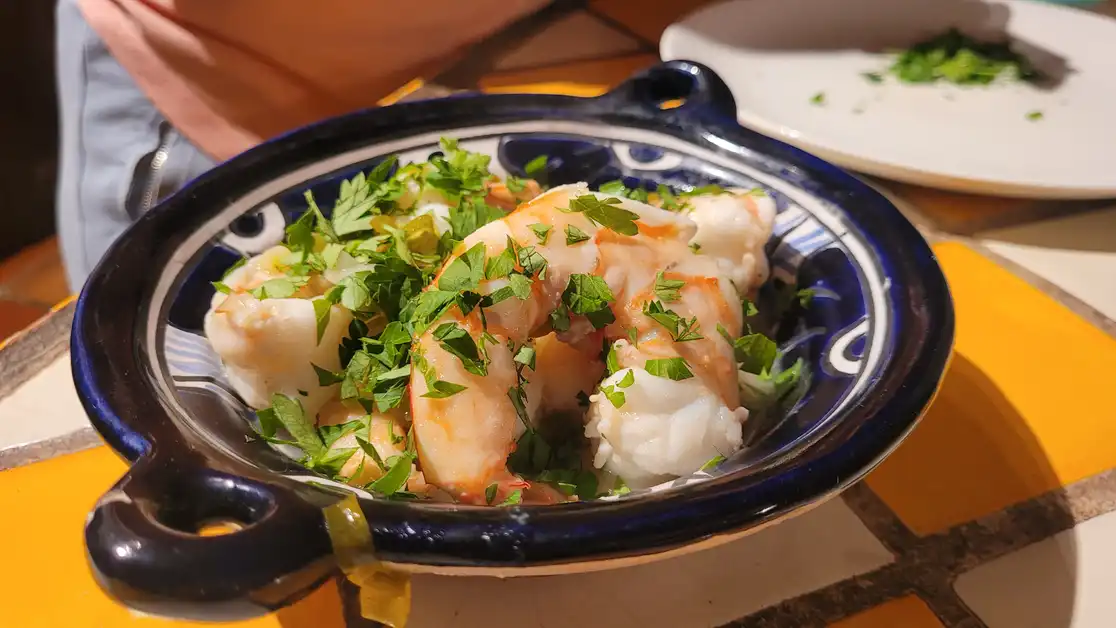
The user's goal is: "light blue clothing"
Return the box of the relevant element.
[55,0,215,291]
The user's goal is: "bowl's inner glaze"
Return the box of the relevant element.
[154,122,889,501]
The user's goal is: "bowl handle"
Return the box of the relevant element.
[84,455,337,620]
[593,60,739,121]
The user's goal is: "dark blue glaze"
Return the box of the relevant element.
[72,61,953,619]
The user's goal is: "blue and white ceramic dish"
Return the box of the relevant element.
[73,61,953,619]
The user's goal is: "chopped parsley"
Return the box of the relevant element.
[886,29,1042,85]
[644,357,694,381]
[700,455,726,472]
[1026,110,1043,121]
[438,242,486,292]
[719,323,778,375]
[562,274,616,329]
[562,195,640,236]
[810,92,826,105]
[524,155,549,178]
[643,300,702,342]
[600,384,625,408]
[528,223,552,244]
[432,323,488,376]
[564,224,590,245]
[598,179,651,204]
[653,271,684,302]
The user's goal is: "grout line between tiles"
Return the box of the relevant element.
[726,466,1116,627]
[0,427,101,471]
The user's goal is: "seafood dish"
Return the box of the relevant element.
[204,138,806,506]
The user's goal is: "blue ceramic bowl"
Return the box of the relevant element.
[73,61,953,619]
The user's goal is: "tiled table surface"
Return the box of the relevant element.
[3,2,1116,626]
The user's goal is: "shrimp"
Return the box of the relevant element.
[204,245,353,415]
[685,188,777,294]
[409,184,729,503]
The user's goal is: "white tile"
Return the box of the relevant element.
[408,498,893,628]
[494,11,643,71]
[979,207,1116,322]
[0,355,90,451]
[956,509,1116,628]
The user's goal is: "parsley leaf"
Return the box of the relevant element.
[368,452,415,496]
[438,242,486,292]
[212,281,232,295]
[642,300,703,342]
[598,180,627,196]
[700,454,726,472]
[656,184,682,211]
[524,155,549,178]
[654,272,685,302]
[499,490,523,506]
[645,357,694,380]
[285,205,317,254]
[414,350,468,399]
[797,288,815,307]
[564,224,589,245]
[312,297,333,344]
[270,393,325,459]
[312,363,344,386]
[514,345,537,370]
[528,223,551,244]
[407,290,458,335]
[485,240,517,280]
[433,322,488,376]
[448,196,506,240]
[734,333,778,375]
[318,419,365,449]
[564,195,639,236]
[425,138,492,201]
[600,384,625,408]
[308,448,357,476]
[249,277,305,300]
[562,274,615,315]
[605,342,620,375]
[617,369,635,388]
[517,246,549,279]
[549,303,571,332]
[355,435,388,472]
[482,273,533,306]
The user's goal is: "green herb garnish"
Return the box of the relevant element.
[564,224,590,245]
[644,357,694,381]
[562,195,640,236]
[886,29,1041,85]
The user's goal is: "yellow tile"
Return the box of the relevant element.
[866,242,1116,535]
[480,53,658,96]
[0,446,344,627]
[591,0,718,43]
[829,596,944,628]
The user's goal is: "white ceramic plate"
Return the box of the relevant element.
[661,0,1116,198]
